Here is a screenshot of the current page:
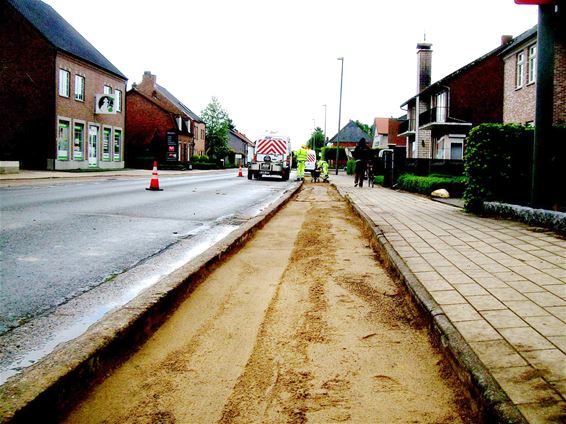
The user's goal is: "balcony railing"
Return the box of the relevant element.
[419,107,448,126]
[398,119,416,134]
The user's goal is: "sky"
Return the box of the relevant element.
[43,0,538,149]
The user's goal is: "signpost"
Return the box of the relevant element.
[166,131,178,162]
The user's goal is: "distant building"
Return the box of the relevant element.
[328,120,372,149]
[228,129,253,166]
[0,0,127,171]
[125,72,205,168]
[372,117,405,149]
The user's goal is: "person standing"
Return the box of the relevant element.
[295,145,308,181]
[353,138,370,187]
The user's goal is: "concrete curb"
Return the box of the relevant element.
[0,182,303,423]
[337,188,527,424]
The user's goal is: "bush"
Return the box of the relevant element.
[190,155,201,163]
[483,202,566,235]
[191,162,217,170]
[346,159,356,175]
[463,124,533,213]
[374,175,384,186]
[396,173,467,197]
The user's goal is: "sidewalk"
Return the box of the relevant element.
[331,174,566,423]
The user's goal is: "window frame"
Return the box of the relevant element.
[113,127,122,161]
[527,44,537,85]
[58,69,70,97]
[103,85,112,95]
[57,117,72,160]
[115,89,122,112]
[102,126,112,161]
[72,120,86,161]
[516,51,525,89]
[74,74,85,102]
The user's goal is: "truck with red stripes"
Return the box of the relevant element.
[248,135,292,180]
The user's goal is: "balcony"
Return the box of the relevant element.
[398,119,416,136]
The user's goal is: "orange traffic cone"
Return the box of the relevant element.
[146,161,163,191]
[237,165,243,177]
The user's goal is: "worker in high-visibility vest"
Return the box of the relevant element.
[295,145,308,181]
[317,157,329,182]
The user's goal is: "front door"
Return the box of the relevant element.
[88,125,99,168]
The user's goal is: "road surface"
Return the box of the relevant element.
[0,170,295,382]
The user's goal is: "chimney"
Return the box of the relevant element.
[416,42,432,92]
[142,71,156,88]
[501,35,513,45]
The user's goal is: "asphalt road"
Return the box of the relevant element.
[0,170,295,336]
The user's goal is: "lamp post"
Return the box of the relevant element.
[323,104,327,142]
[335,57,344,175]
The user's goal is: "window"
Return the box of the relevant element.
[103,85,112,94]
[57,119,70,160]
[73,122,85,160]
[74,75,85,101]
[434,137,445,159]
[59,69,70,97]
[115,89,122,112]
[102,127,111,161]
[527,45,536,84]
[435,91,447,123]
[113,129,122,161]
[516,52,525,88]
[450,143,463,160]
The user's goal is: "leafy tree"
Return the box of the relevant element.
[307,127,325,151]
[200,97,232,160]
[355,120,373,138]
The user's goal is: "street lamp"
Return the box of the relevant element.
[335,57,344,175]
[323,104,327,142]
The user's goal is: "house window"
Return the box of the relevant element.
[73,122,85,160]
[59,69,70,97]
[527,45,536,84]
[74,75,85,101]
[57,119,70,160]
[450,142,463,160]
[115,89,122,112]
[103,85,112,94]
[113,129,122,161]
[435,91,447,123]
[434,137,445,159]
[102,127,111,161]
[516,52,525,88]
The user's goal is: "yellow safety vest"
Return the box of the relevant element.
[296,148,308,161]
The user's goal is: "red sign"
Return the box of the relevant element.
[515,0,554,4]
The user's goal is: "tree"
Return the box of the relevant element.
[355,120,373,138]
[307,127,325,151]
[200,97,232,160]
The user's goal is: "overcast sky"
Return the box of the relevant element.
[44,0,537,149]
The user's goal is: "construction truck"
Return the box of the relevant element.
[247,135,292,181]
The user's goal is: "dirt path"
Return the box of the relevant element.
[64,183,477,423]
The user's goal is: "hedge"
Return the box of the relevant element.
[396,173,467,197]
[346,160,356,175]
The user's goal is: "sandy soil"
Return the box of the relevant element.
[64,183,477,423]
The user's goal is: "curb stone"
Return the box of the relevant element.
[0,182,302,423]
[338,188,528,424]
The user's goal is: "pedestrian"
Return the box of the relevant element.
[353,138,370,187]
[295,145,308,181]
[317,155,329,182]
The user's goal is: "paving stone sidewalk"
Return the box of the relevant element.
[331,174,566,423]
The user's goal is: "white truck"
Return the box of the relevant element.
[247,135,292,181]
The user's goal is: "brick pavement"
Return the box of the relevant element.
[331,174,566,423]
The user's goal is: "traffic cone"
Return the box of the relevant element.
[146,161,163,191]
[237,164,243,177]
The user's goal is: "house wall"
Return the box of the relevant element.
[449,54,504,125]
[0,2,55,169]
[193,122,206,156]
[503,44,536,124]
[125,90,175,167]
[554,37,566,123]
[55,53,126,170]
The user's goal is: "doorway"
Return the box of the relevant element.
[88,125,99,168]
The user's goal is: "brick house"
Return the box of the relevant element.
[126,72,205,168]
[501,25,566,125]
[0,0,127,171]
[398,37,520,160]
[372,117,405,149]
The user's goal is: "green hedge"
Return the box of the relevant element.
[463,124,534,213]
[396,174,467,197]
[191,162,217,170]
[374,175,384,185]
[346,159,356,175]
[191,154,210,163]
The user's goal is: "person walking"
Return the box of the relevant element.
[353,138,370,187]
[295,145,308,181]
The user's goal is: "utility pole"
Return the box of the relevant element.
[335,57,344,175]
